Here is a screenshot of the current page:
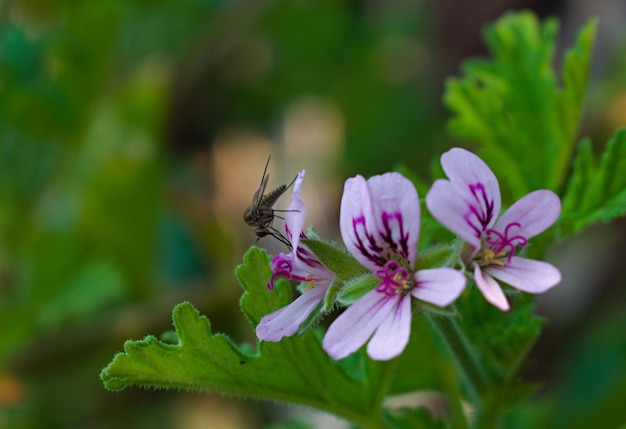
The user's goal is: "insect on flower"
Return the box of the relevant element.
[243,156,296,249]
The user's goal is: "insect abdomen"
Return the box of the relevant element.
[259,184,287,208]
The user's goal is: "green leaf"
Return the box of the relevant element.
[101,247,389,428]
[388,316,449,395]
[560,138,595,217]
[301,238,369,281]
[554,18,597,188]
[479,305,545,379]
[458,294,544,382]
[444,12,596,199]
[561,129,626,233]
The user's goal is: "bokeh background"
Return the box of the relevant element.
[0,0,625,428]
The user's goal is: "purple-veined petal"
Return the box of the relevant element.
[485,256,561,294]
[440,147,501,226]
[281,170,334,282]
[492,190,561,240]
[474,264,509,311]
[411,268,466,307]
[269,250,333,291]
[340,175,387,271]
[367,173,420,266]
[270,252,300,279]
[284,170,306,250]
[340,174,419,271]
[322,288,397,360]
[366,294,412,360]
[426,180,485,249]
[256,283,329,342]
[294,244,335,282]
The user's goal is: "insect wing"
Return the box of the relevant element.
[251,170,269,209]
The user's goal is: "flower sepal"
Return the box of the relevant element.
[417,301,460,318]
[322,281,343,312]
[335,275,380,306]
[413,243,459,272]
[301,237,369,281]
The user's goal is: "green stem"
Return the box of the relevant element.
[425,313,488,400]
[372,357,398,409]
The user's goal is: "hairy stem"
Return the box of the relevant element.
[426,313,488,400]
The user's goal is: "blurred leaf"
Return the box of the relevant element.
[264,419,313,429]
[551,305,626,429]
[101,247,389,427]
[37,259,125,330]
[561,129,626,233]
[444,12,596,199]
[383,406,449,429]
[0,26,42,83]
[393,163,431,197]
[560,139,594,220]
[388,316,448,396]
[479,304,545,379]
[456,290,545,383]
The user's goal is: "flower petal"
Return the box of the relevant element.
[366,294,412,360]
[279,170,334,281]
[322,288,397,360]
[474,265,509,311]
[440,147,501,225]
[339,175,379,271]
[493,190,561,240]
[367,173,420,266]
[485,256,561,294]
[285,170,306,250]
[256,283,329,342]
[340,173,419,270]
[426,180,484,249]
[411,268,466,307]
[426,148,502,249]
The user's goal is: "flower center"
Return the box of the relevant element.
[476,247,506,267]
[268,255,311,290]
[484,222,527,262]
[375,260,414,296]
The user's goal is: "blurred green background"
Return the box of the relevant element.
[0,0,625,428]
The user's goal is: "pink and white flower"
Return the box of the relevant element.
[425,147,562,311]
[256,170,335,342]
[322,173,466,361]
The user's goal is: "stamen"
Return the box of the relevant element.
[479,248,506,267]
[375,260,414,296]
[485,222,528,262]
[268,256,310,289]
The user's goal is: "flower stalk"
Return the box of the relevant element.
[425,312,488,400]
